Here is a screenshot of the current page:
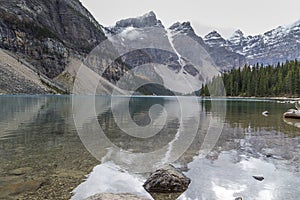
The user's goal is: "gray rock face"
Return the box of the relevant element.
[143,164,191,193]
[169,21,206,48]
[105,15,211,95]
[204,31,246,71]
[228,29,248,53]
[204,30,227,47]
[168,22,245,73]
[243,23,300,65]
[0,0,106,78]
[109,11,164,34]
[106,14,233,94]
[169,22,195,36]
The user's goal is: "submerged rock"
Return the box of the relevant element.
[8,167,33,176]
[252,176,264,181]
[0,178,46,197]
[143,164,190,193]
[262,111,269,116]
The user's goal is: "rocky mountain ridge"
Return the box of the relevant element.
[104,11,247,91]
[0,0,109,94]
[204,20,300,66]
[0,2,299,95]
[104,12,223,94]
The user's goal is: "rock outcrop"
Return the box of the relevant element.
[143,164,191,193]
[252,176,264,181]
[0,0,107,93]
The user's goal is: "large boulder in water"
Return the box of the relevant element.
[143,164,191,193]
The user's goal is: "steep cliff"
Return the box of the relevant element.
[0,0,107,93]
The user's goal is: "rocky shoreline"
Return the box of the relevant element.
[0,136,99,200]
[226,96,300,101]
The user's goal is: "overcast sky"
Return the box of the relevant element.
[81,0,300,38]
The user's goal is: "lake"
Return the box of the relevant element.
[0,95,299,200]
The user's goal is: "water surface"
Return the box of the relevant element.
[0,95,299,200]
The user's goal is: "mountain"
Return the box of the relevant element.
[203,22,300,66]
[104,12,222,94]
[242,22,300,65]
[228,29,248,54]
[103,13,300,94]
[0,4,300,95]
[204,31,228,47]
[204,30,246,71]
[0,0,107,94]
[108,11,164,32]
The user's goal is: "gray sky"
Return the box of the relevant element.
[80,0,300,38]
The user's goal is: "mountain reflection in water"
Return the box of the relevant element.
[0,96,299,200]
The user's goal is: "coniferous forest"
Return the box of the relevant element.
[201,60,300,97]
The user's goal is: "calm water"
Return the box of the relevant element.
[0,95,299,200]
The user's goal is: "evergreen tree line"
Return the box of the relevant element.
[201,60,300,97]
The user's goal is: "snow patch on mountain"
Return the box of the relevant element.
[119,27,143,41]
[229,30,245,45]
[103,11,300,94]
[204,31,227,47]
[202,18,300,66]
[166,29,184,66]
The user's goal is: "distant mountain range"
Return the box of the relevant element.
[106,11,300,70]
[103,11,220,94]
[0,0,299,94]
[204,21,300,67]
[105,11,246,72]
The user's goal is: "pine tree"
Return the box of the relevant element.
[200,60,300,97]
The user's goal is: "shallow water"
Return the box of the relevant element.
[0,95,299,200]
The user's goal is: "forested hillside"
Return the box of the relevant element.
[201,60,300,97]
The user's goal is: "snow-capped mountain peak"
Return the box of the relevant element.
[109,11,164,33]
[143,11,156,18]
[105,12,300,89]
[228,29,247,51]
[204,30,222,40]
[204,30,227,47]
[169,21,194,34]
[230,29,245,40]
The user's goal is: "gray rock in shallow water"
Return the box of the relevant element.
[253,176,264,181]
[8,167,33,176]
[143,164,191,193]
